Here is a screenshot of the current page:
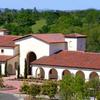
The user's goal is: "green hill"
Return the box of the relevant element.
[32,19,46,33]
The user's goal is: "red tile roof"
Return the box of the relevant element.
[0,55,13,62]
[14,33,65,43]
[32,34,65,43]
[32,51,100,70]
[65,33,86,38]
[0,35,21,47]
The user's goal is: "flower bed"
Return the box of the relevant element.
[0,85,16,91]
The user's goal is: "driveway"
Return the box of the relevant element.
[0,93,24,100]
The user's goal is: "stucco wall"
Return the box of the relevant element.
[32,65,100,81]
[7,55,19,75]
[65,38,77,51]
[15,37,50,76]
[0,62,5,75]
[65,38,86,51]
[14,46,19,55]
[0,47,14,56]
[0,32,8,36]
[77,38,86,51]
[49,43,66,55]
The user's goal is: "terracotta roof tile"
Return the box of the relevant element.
[32,34,65,43]
[14,33,65,43]
[32,51,100,70]
[0,35,21,47]
[65,33,86,38]
[0,55,13,62]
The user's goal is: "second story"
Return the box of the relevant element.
[65,33,86,51]
[0,33,20,56]
[0,28,87,58]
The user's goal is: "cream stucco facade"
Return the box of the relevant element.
[1,31,97,81]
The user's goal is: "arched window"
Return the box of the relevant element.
[76,70,85,80]
[49,68,58,80]
[62,70,71,78]
[36,67,45,79]
[89,72,99,80]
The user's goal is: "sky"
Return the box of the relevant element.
[0,0,100,11]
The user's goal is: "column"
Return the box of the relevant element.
[56,69,64,80]
[44,67,51,80]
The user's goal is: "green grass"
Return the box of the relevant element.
[32,19,46,33]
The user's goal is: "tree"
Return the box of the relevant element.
[86,78,100,99]
[24,59,28,79]
[5,62,7,77]
[17,65,20,79]
[0,64,1,76]
[60,74,87,100]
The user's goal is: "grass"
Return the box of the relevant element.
[32,19,46,33]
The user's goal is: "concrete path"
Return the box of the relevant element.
[0,75,22,94]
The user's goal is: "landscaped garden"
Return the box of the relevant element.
[19,75,100,100]
[0,77,4,89]
[0,76,16,91]
[20,80,58,100]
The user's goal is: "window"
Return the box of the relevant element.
[1,49,4,53]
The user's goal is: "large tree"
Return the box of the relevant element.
[60,74,87,100]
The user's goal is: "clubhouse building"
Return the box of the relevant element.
[0,29,100,81]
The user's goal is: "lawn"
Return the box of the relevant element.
[32,19,46,33]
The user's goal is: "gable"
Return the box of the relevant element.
[14,34,65,44]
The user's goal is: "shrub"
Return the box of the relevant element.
[42,81,57,99]
[30,84,41,96]
[0,77,4,88]
[20,81,30,94]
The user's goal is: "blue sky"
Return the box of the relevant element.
[0,0,100,10]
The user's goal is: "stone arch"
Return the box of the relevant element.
[36,67,45,79]
[89,72,99,80]
[62,69,71,78]
[49,68,58,80]
[26,51,37,75]
[7,64,14,75]
[76,70,85,79]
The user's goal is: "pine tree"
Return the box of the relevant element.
[24,59,28,79]
[17,64,20,78]
[0,64,1,76]
[5,62,7,76]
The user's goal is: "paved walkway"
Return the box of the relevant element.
[0,75,22,94]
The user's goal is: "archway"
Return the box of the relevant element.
[26,52,37,75]
[62,70,71,78]
[89,72,99,80]
[36,67,45,79]
[49,68,58,80]
[76,70,85,80]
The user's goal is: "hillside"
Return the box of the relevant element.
[0,8,100,51]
